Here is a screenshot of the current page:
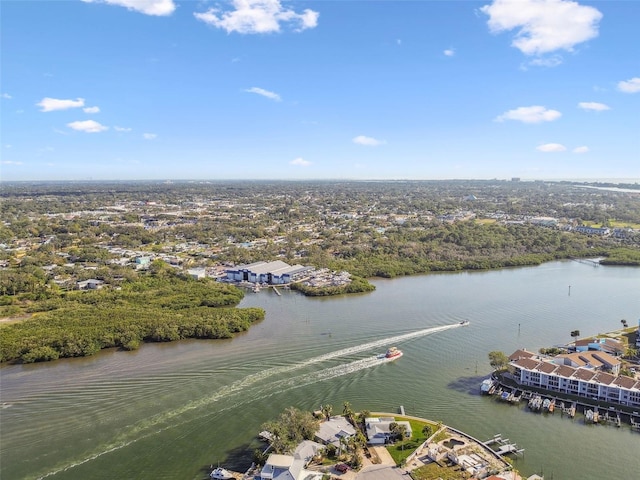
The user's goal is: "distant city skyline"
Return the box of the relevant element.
[1,0,639,181]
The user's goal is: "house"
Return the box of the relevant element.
[76,279,105,290]
[259,441,323,480]
[574,337,624,356]
[365,417,412,445]
[135,256,152,269]
[315,416,357,447]
[573,225,610,236]
[187,267,206,280]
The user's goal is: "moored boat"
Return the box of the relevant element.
[480,378,495,395]
[210,467,234,480]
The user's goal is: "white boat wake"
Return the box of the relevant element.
[34,322,463,479]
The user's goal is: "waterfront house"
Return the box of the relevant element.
[365,417,412,445]
[259,441,323,480]
[573,337,624,356]
[315,416,357,447]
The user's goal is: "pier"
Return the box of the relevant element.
[483,434,525,458]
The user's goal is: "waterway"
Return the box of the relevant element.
[1,261,639,479]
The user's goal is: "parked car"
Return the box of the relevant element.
[335,464,349,473]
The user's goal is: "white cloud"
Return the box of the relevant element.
[444,48,455,57]
[67,120,108,133]
[481,0,602,56]
[37,97,85,112]
[578,102,610,111]
[536,143,566,152]
[290,157,311,166]
[617,77,640,93]
[526,55,563,68]
[143,133,157,140]
[353,135,385,146]
[1,160,23,165]
[83,106,100,114]
[194,0,319,34]
[114,126,132,132]
[81,0,175,16]
[495,105,561,123]
[573,146,589,153]
[245,87,281,101]
[1,93,12,99]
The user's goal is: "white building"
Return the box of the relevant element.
[225,261,312,285]
[259,441,323,480]
[509,349,640,407]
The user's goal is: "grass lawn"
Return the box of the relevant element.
[410,461,470,480]
[385,417,440,465]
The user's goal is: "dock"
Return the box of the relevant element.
[483,434,524,458]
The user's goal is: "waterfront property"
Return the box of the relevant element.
[259,441,324,480]
[225,261,313,285]
[315,416,357,447]
[507,349,640,408]
[365,417,412,445]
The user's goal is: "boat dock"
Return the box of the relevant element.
[486,376,640,429]
[483,434,524,458]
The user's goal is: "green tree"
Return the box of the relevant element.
[260,407,319,454]
[488,351,509,370]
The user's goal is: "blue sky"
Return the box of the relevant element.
[1,0,638,181]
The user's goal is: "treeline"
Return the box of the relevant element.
[599,248,640,266]
[291,276,376,296]
[0,275,264,364]
[316,222,613,278]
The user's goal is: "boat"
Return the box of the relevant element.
[385,346,403,360]
[459,320,470,326]
[210,467,234,480]
[480,378,495,395]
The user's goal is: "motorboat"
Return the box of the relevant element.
[385,346,403,360]
[210,467,234,480]
[459,320,470,326]
[480,378,495,394]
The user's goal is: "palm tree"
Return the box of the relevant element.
[321,404,333,421]
[343,401,354,424]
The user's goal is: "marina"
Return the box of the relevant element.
[484,375,640,428]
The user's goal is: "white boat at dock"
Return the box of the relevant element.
[480,378,496,395]
[210,467,235,480]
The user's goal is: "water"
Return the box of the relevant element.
[1,261,639,479]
